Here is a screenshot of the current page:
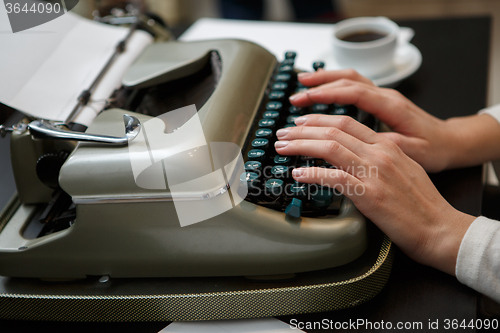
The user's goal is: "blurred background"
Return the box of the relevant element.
[72,0,500,107]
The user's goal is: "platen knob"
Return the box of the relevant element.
[36,151,70,189]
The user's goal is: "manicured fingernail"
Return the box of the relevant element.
[276,128,290,138]
[289,92,305,101]
[294,117,307,125]
[274,141,289,149]
[292,168,305,178]
[298,72,314,79]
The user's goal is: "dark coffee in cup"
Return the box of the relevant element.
[340,30,388,43]
[333,17,399,77]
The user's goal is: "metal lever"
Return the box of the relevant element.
[0,123,28,138]
[28,114,141,145]
[0,125,13,138]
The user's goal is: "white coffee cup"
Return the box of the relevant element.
[332,17,400,78]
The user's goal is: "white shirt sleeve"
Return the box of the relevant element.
[456,216,500,303]
[479,104,500,123]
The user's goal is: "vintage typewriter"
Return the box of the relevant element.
[0,24,393,320]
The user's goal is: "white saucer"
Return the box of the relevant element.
[317,42,422,88]
[371,43,422,87]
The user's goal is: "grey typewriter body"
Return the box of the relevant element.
[0,39,368,278]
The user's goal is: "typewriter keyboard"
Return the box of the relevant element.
[240,52,378,219]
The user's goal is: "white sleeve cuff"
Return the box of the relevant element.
[456,216,500,303]
[478,104,500,124]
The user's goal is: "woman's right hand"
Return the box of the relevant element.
[274,114,476,275]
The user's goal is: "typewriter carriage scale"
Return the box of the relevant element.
[0,32,393,320]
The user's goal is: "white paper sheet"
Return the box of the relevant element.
[0,9,152,125]
[179,18,341,72]
[159,318,303,333]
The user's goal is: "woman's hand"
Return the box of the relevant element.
[289,69,500,172]
[274,115,475,275]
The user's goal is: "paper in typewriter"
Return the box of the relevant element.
[179,18,341,71]
[0,10,152,126]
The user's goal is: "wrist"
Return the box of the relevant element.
[416,116,460,172]
[439,117,467,170]
[428,209,475,276]
[443,114,500,169]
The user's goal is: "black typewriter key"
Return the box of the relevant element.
[310,186,334,207]
[289,182,308,200]
[252,138,269,149]
[274,73,291,82]
[274,155,291,165]
[266,101,283,111]
[300,156,315,167]
[248,149,266,161]
[313,61,325,71]
[315,160,325,167]
[268,90,286,101]
[258,119,276,129]
[281,58,294,66]
[288,106,304,115]
[240,172,260,189]
[311,104,329,114]
[265,178,284,196]
[271,165,289,178]
[332,106,347,115]
[285,51,297,59]
[285,198,303,218]
[278,65,294,73]
[284,123,296,128]
[263,110,280,119]
[318,160,335,168]
[332,105,358,118]
[255,128,273,139]
[295,87,308,94]
[319,159,335,167]
[287,115,300,124]
[300,157,315,167]
[272,82,289,91]
[245,161,262,172]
